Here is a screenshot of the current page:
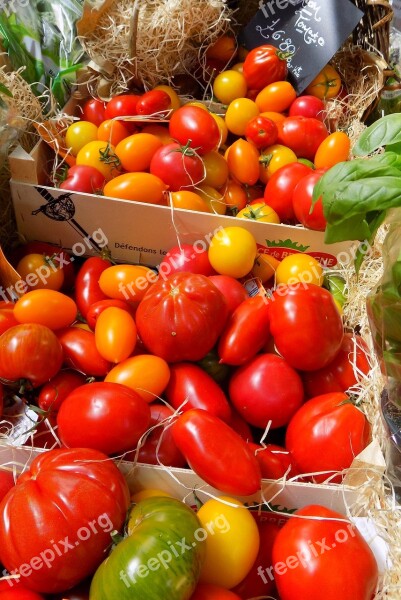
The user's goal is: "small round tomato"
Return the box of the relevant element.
[206,35,237,63]
[169,190,210,213]
[98,264,158,302]
[202,151,229,188]
[289,94,326,120]
[104,94,141,120]
[227,138,260,185]
[292,170,327,230]
[16,253,64,291]
[305,64,342,99]
[136,89,171,117]
[237,202,280,223]
[95,306,137,363]
[245,115,278,149]
[105,354,170,403]
[248,442,296,479]
[314,131,351,169]
[38,369,87,413]
[59,164,106,194]
[225,97,259,136]
[255,81,297,113]
[76,140,121,181]
[97,119,130,146]
[213,70,248,104]
[115,133,163,172]
[159,243,214,278]
[150,141,205,191]
[169,105,220,154]
[65,121,98,156]
[14,290,77,330]
[275,253,324,287]
[153,84,181,111]
[140,123,172,144]
[222,180,248,213]
[82,97,106,126]
[276,116,329,161]
[264,161,313,222]
[103,172,167,204]
[259,144,298,183]
[208,226,257,278]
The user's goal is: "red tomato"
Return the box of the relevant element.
[272,504,378,600]
[292,170,327,230]
[130,403,186,467]
[0,324,63,388]
[248,442,296,479]
[264,162,313,222]
[228,354,304,429]
[227,408,253,442]
[104,94,141,120]
[81,97,106,126]
[233,520,280,598]
[0,470,15,504]
[276,116,329,161]
[243,44,288,90]
[158,244,214,279]
[0,448,130,593]
[0,307,18,335]
[169,106,220,154]
[208,275,248,316]
[86,298,135,331]
[57,382,151,455]
[286,392,371,483]
[59,164,106,194]
[288,95,326,121]
[165,362,232,422]
[302,333,371,398]
[37,369,86,414]
[74,256,112,319]
[135,272,227,363]
[190,583,242,599]
[136,89,171,117]
[56,327,111,377]
[218,295,271,365]
[269,284,344,371]
[0,580,45,599]
[172,408,261,495]
[245,115,278,148]
[150,141,204,191]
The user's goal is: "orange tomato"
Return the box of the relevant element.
[313,131,351,169]
[95,306,137,363]
[140,123,172,145]
[196,184,226,215]
[255,81,297,113]
[16,254,64,291]
[98,264,158,302]
[103,172,167,204]
[76,140,121,181]
[227,139,260,185]
[260,111,286,123]
[202,151,229,188]
[97,119,130,146]
[252,253,280,283]
[105,354,171,403]
[14,290,77,330]
[115,133,163,172]
[169,190,211,213]
[305,64,342,99]
[222,180,248,213]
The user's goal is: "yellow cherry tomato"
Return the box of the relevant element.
[275,253,324,287]
[169,190,211,213]
[103,172,167,204]
[95,306,137,363]
[252,253,280,283]
[313,131,351,169]
[98,264,158,302]
[76,140,121,181]
[105,354,171,403]
[259,144,298,183]
[197,496,260,589]
[231,62,244,73]
[255,81,297,113]
[202,151,229,188]
[154,84,181,111]
[131,489,173,503]
[225,97,259,136]
[208,226,257,279]
[213,70,248,105]
[210,112,228,147]
[65,121,98,156]
[305,64,342,99]
[237,202,280,223]
[196,184,226,215]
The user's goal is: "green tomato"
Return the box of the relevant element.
[90,496,205,600]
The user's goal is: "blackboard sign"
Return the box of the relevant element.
[239,0,364,94]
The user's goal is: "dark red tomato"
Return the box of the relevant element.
[56,327,111,377]
[59,164,106,194]
[82,97,106,126]
[276,116,329,161]
[269,284,344,371]
[243,44,288,90]
[171,408,261,495]
[208,275,248,316]
[0,324,63,388]
[233,520,280,598]
[264,162,313,222]
[248,442,296,479]
[136,272,227,363]
[302,333,371,398]
[288,95,326,121]
[169,106,220,154]
[245,115,278,149]
[218,294,271,366]
[57,382,151,455]
[37,369,86,413]
[285,392,371,483]
[0,470,15,504]
[158,243,215,279]
[292,169,327,230]
[227,408,253,442]
[0,448,130,594]
[129,403,186,467]
[0,579,45,599]
[86,298,135,330]
[74,256,112,319]
[29,413,59,449]
[229,354,304,429]
[150,142,205,191]
[0,307,18,335]
[104,94,141,120]
[13,241,75,292]
[136,90,171,117]
[272,504,378,600]
[165,362,232,422]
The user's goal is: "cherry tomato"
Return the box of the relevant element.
[115,133,163,172]
[76,140,121,181]
[245,115,278,148]
[248,442,296,479]
[97,119,130,146]
[56,327,112,377]
[16,253,64,292]
[169,106,220,154]
[65,121,98,156]
[227,138,260,185]
[0,307,18,335]
[150,142,205,191]
[264,161,313,222]
[159,244,214,278]
[14,290,77,330]
[210,112,228,147]
[136,89,171,117]
[313,131,351,169]
[276,116,329,161]
[275,253,324,287]
[252,252,280,283]
[82,97,106,126]
[206,35,237,63]
[243,44,288,90]
[225,97,259,136]
[153,85,181,111]
[103,172,167,204]
[255,81,297,113]
[38,369,86,413]
[104,94,141,120]
[169,190,210,213]
[86,298,135,330]
[305,64,342,99]
[202,151,229,188]
[13,242,75,292]
[222,180,248,213]
[105,354,170,403]
[259,144,298,182]
[98,264,157,302]
[289,95,326,120]
[140,123,172,145]
[95,306,137,363]
[74,256,112,320]
[208,274,248,315]
[212,70,248,104]
[237,202,280,223]
[292,170,327,230]
[59,164,106,194]
[208,226,257,279]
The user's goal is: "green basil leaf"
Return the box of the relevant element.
[353,114,401,156]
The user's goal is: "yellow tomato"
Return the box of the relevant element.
[231,62,244,73]
[237,202,280,224]
[210,112,228,147]
[259,144,298,183]
[305,64,342,99]
[169,190,211,213]
[208,226,257,279]
[197,496,260,589]
[213,70,248,105]
[255,81,297,113]
[154,84,181,111]
[202,151,229,188]
[65,121,98,156]
[131,489,173,503]
[252,253,280,283]
[105,354,171,403]
[76,140,121,181]
[196,184,227,215]
[98,264,158,302]
[225,97,259,136]
[275,253,324,287]
[95,306,137,363]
